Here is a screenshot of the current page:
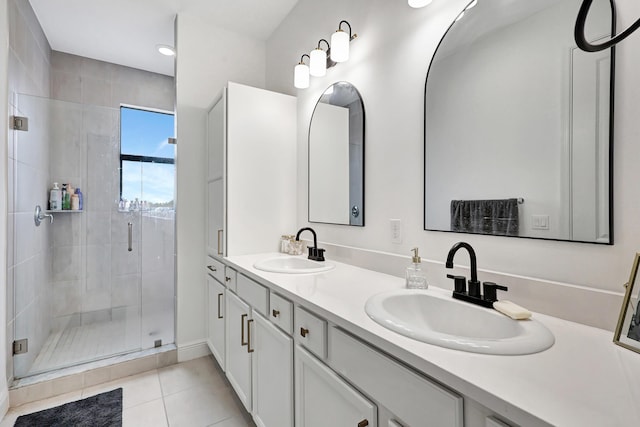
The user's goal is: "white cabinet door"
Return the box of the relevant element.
[225,291,252,411]
[207,178,224,256]
[252,311,293,427]
[207,274,225,369]
[295,345,377,427]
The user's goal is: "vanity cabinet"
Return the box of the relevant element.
[328,327,463,427]
[225,275,294,427]
[296,344,377,427]
[205,82,296,257]
[252,311,293,427]
[206,273,226,369]
[225,291,253,410]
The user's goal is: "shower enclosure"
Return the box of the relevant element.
[8,94,176,380]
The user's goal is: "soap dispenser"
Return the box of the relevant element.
[406,247,428,289]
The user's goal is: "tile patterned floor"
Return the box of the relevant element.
[1,356,256,427]
[29,319,136,376]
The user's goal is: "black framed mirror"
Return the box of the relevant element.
[309,82,365,226]
[424,0,615,244]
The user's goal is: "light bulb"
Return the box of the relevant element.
[294,63,310,89]
[330,30,350,62]
[408,0,433,8]
[310,48,327,77]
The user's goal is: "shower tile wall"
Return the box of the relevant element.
[49,52,176,350]
[7,0,52,383]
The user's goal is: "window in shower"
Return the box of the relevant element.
[120,106,175,210]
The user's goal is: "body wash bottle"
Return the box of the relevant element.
[406,247,428,289]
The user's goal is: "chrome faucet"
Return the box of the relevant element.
[445,241,507,308]
[295,227,325,262]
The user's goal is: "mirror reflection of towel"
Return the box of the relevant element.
[450,199,519,236]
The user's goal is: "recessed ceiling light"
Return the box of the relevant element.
[157,45,176,56]
[408,0,433,8]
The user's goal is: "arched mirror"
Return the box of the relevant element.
[309,82,365,226]
[424,0,615,243]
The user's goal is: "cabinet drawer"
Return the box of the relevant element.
[206,256,225,284]
[236,274,269,315]
[224,266,237,293]
[329,327,463,427]
[294,306,327,359]
[269,292,293,334]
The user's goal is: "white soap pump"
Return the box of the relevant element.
[406,247,428,289]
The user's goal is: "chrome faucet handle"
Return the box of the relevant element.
[34,205,54,226]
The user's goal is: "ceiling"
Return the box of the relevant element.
[29,0,299,77]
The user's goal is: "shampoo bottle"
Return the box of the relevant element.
[49,182,62,211]
[406,247,428,289]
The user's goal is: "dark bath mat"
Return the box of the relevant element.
[14,388,122,427]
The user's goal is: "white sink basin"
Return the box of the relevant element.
[253,256,335,274]
[365,289,554,355]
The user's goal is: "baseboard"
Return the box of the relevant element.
[0,387,9,419]
[177,340,210,362]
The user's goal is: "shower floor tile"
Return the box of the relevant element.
[29,320,139,375]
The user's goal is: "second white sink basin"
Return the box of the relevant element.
[254,256,335,274]
[365,288,554,355]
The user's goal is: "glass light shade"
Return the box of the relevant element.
[309,49,327,77]
[330,30,350,62]
[408,0,433,8]
[294,63,310,89]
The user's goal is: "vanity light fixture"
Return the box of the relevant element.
[293,21,357,89]
[330,21,357,62]
[156,44,176,56]
[408,0,433,8]
[294,54,311,89]
[310,39,330,77]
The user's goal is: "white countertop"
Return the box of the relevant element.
[225,253,640,427]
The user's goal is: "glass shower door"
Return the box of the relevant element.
[10,95,175,380]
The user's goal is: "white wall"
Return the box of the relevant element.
[174,13,267,354]
[266,0,640,302]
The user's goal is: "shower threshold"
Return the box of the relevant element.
[11,344,177,391]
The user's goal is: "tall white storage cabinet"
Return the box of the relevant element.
[206,82,297,257]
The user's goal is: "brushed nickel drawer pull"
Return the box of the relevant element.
[241,314,248,346]
[217,293,223,319]
[272,309,280,318]
[225,276,231,282]
[247,319,254,353]
[217,229,223,255]
[207,265,217,272]
[300,327,309,338]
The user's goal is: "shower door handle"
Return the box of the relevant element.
[128,222,133,252]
